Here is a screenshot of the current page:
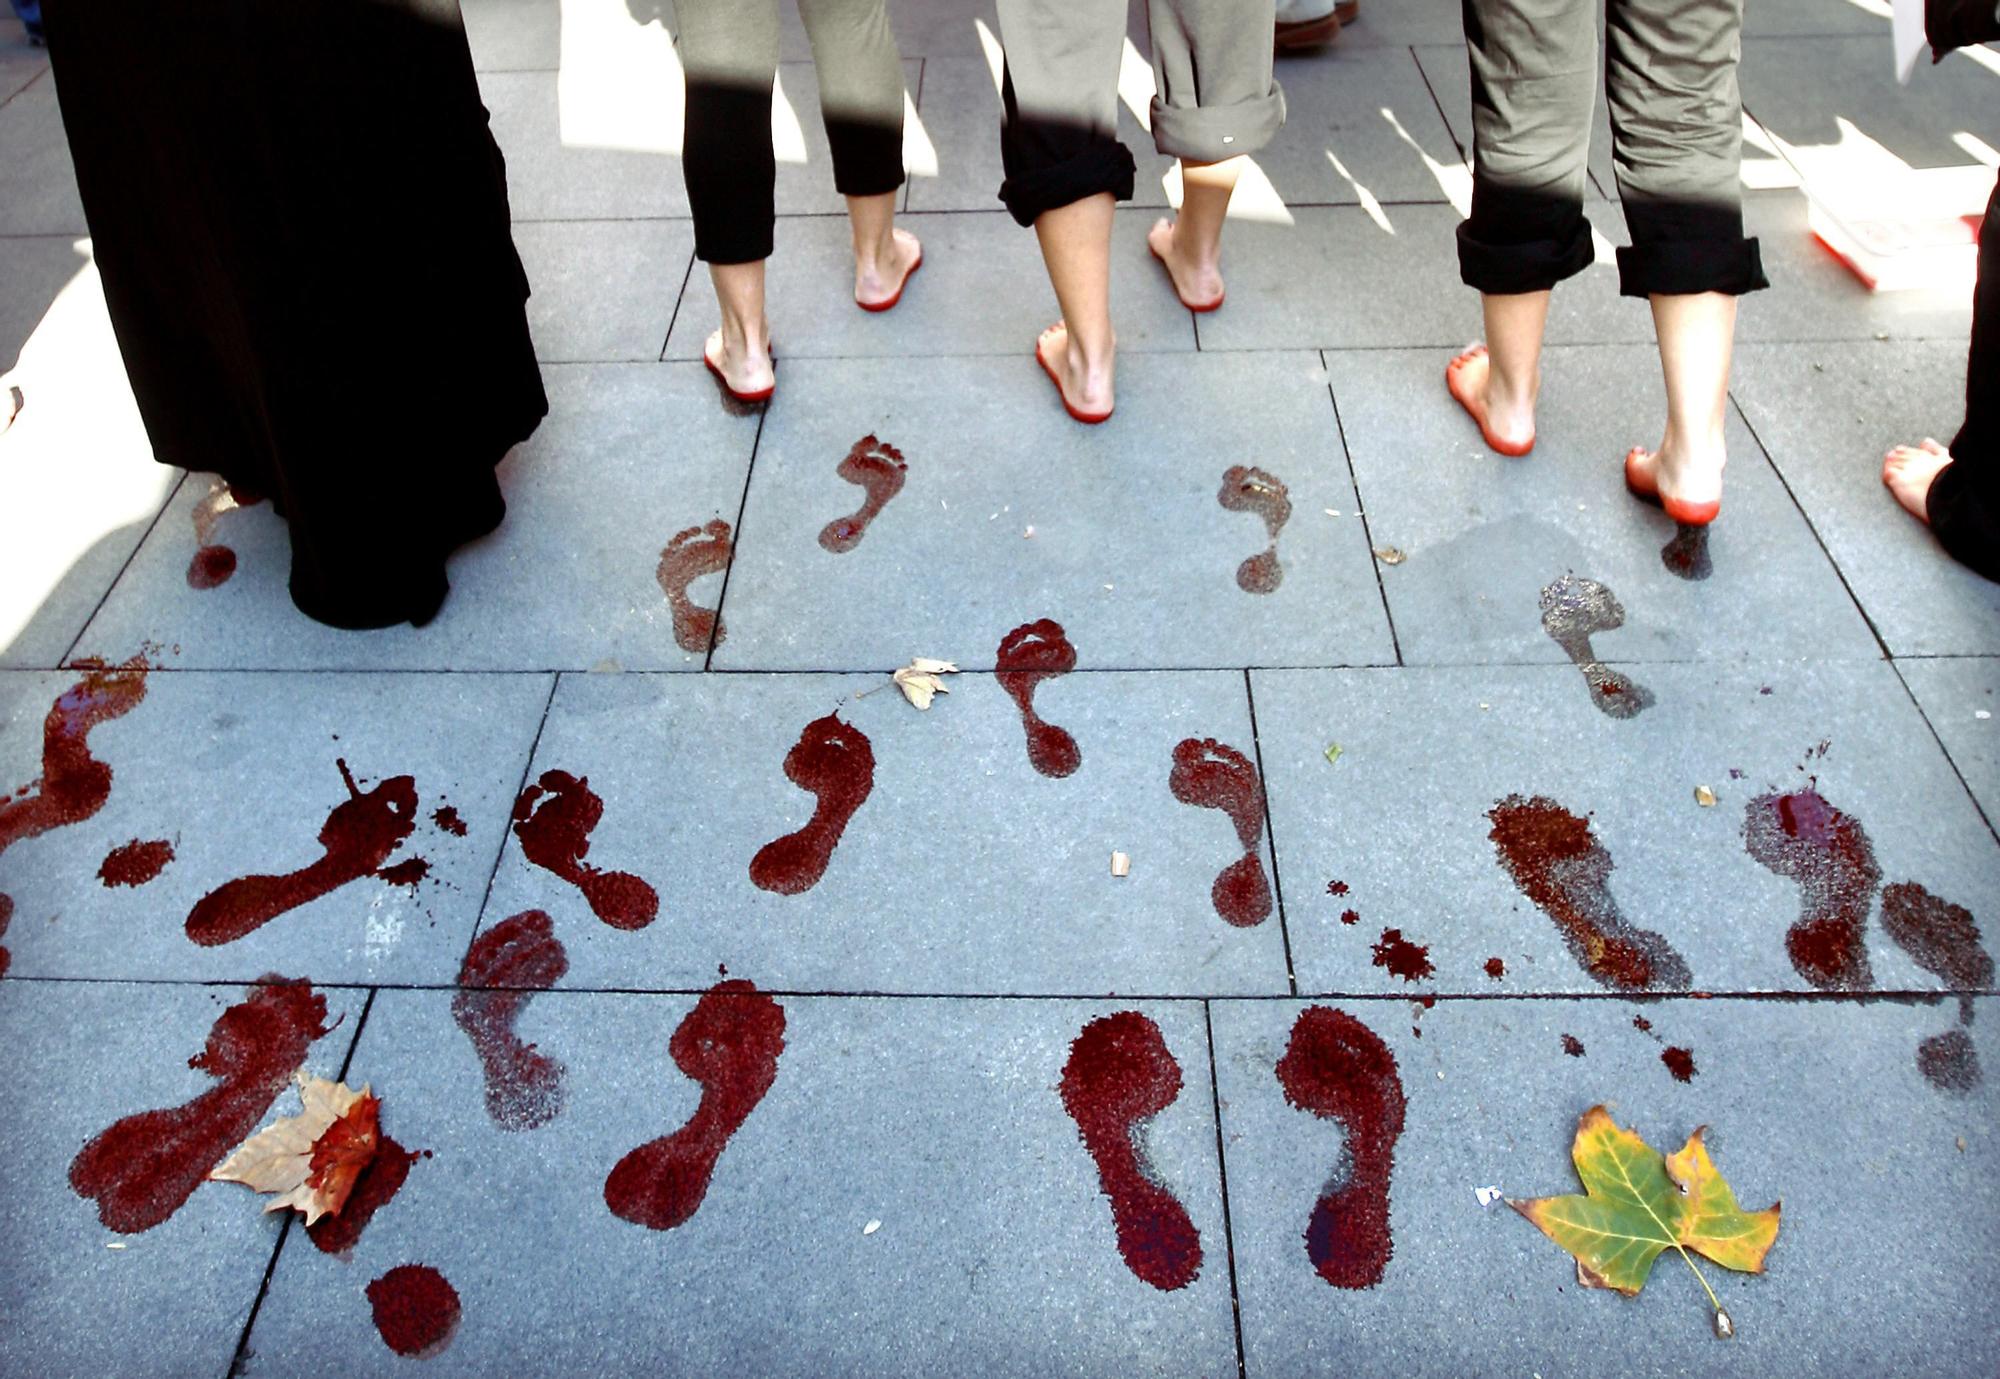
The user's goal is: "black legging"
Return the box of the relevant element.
[1925,171,2000,582]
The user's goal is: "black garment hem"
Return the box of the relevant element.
[1615,236,1769,298]
[1455,217,1596,294]
[826,116,907,199]
[998,140,1137,226]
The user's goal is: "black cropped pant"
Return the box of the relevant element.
[1927,171,2000,583]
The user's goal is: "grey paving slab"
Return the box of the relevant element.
[1731,339,2000,656]
[1734,189,1974,342]
[0,88,85,236]
[1743,0,1891,36]
[513,218,692,363]
[484,70,691,221]
[1326,343,1879,666]
[75,363,758,671]
[1309,0,1465,49]
[244,989,1239,1377]
[664,209,1196,361]
[1897,656,2000,826]
[0,669,550,983]
[713,352,1393,671]
[480,670,1293,994]
[1251,45,1474,209]
[464,0,561,71]
[1250,660,2000,995]
[1211,996,2000,1379]
[0,232,81,368]
[1741,34,2000,176]
[0,978,365,1379]
[0,29,46,102]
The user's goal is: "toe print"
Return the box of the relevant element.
[453,910,571,1130]
[1275,1006,1406,1290]
[657,519,733,654]
[99,838,175,888]
[1168,738,1273,928]
[1059,1011,1203,1291]
[749,714,874,895]
[1881,881,1990,1094]
[1539,574,1654,718]
[1742,788,1879,990]
[186,479,264,590]
[1218,465,1291,594]
[605,979,786,1231]
[818,435,908,554]
[995,618,1081,778]
[511,770,659,930]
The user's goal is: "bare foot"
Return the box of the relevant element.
[854,228,923,310]
[703,326,774,402]
[1444,344,1535,456]
[1624,430,1725,525]
[1883,438,1951,523]
[0,380,19,437]
[1035,322,1115,424]
[1146,218,1224,311]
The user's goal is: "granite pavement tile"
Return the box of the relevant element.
[1741,34,2000,176]
[0,87,85,236]
[1252,45,1474,210]
[513,218,693,363]
[1896,656,2000,826]
[484,70,691,221]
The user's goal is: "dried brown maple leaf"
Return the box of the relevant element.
[209,1074,380,1223]
[892,657,958,710]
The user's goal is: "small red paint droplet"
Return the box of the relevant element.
[1327,880,1349,897]
[1632,1015,1653,1034]
[367,1264,461,1357]
[1370,928,1434,982]
[1560,1034,1585,1057]
[99,838,175,888]
[817,435,907,554]
[1743,788,1880,990]
[307,1134,421,1255]
[1661,1046,1697,1082]
[1483,956,1505,979]
[453,910,569,1130]
[377,857,430,887]
[1168,738,1272,928]
[512,770,658,929]
[749,716,875,896]
[996,619,1082,779]
[1340,909,1359,926]
[431,806,468,838]
[186,545,238,589]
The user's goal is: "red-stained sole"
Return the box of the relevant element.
[1036,335,1113,424]
[1624,447,1721,526]
[703,346,774,404]
[1445,348,1534,457]
[857,252,922,313]
[1147,239,1225,312]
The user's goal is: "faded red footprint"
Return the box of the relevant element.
[749,714,874,895]
[656,519,733,653]
[1660,523,1712,582]
[185,760,418,947]
[1168,738,1272,927]
[1218,465,1291,594]
[1487,794,1691,990]
[1059,1011,1203,1291]
[186,480,265,590]
[69,978,330,1233]
[100,838,174,888]
[996,618,1081,779]
[1275,1005,1406,1289]
[1539,574,1654,718]
[368,1264,461,1357]
[605,979,786,1231]
[512,770,658,930]
[1742,788,1879,990]
[1882,880,1990,1093]
[453,909,570,1130]
[818,435,908,553]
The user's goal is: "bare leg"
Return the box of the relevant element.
[847,190,922,308]
[704,261,774,397]
[1147,157,1242,309]
[1450,290,1548,452]
[1626,291,1736,512]
[1884,437,1953,523]
[1034,191,1117,418]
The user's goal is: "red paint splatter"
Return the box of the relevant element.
[1487,795,1691,990]
[1058,1011,1202,1291]
[1632,1015,1654,1034]
[1483,956,1505,979]
[99,838,175,888]
[186,482,263,590]
[1327,880,1349,897]
[187,546,237,589]
[995,619,1081,779]
[605,979,786,1231]
[1218,465,1291,593]
[1340,909,1359,926]
[749,715,874,896]
[1880,881,1992,991]
[367,1264,461,1357]
[1275,1006,1405,1290]
[68,979,330,1233]
[511,770,658,930]
[1743,789,1879,990]
[1168,738,1272,928]
[432,806,468,837]
[656,519,732,653]
[453,910,569,1131]
[307,1135,422,1254]
[185,760,417,946]
[1560,1034,1585,1057]
[378,857,430,887]
[1661,1047,1697,1082]
[1916,1030,1981,1094]
[818,435,907,553]
[1370,928,1434,982]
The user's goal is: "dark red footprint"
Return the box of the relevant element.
[1882,880,1990,1093]
[605,979,786,1231]
[69,978,330,1233]
[368,1264,461,1357]
[996,618,1081,778]
[818,435,907,553]
[1059,1011,1203,1291]
[656,519,733,653]
[1539,574,1654,718]
[1742,788,1879,990]
[1275,1005,1406,1289]
[453,909,570,1130]
[749,714,874,895]
[186,480,265,590]
[1218,465,1291,594]
[1487,794,1691,990]
[511,770,658,930]
[1168,738,1272,928]
[185,760,418,947]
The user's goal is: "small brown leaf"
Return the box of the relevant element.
[210,1075,380,1224]
[891,657,959,710]
[1373,546,1407,566]
[1694,785,1717,807]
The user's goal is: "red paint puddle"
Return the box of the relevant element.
[1538,574,1654,718]
[511,770,658,930]
[1881,881,1989,1093]
[432,806,468,837]
[1487,794,1691,990]
[995,619,1081,779]
[749,715,874,896]
[1483,956,1505,980]
[378,857,430,887]
[605,979,786,1231]
[185,760,417,946]
[453,910,570,1131]
[1218,465,1291,593]
[1370,928,1434,982]
[367,1264,461,1357]
[307,1135,424,1254]
[1742,788,1879,990]
[1327,881,1349,897]
[656,519,732,653]
[1340,908,1359,926]
[99,838,175,888]
[186,481,265,590]
[1275,1006,1405,1290]
[1059,1011,1202,1291]
[818,435,907,553]
[69,978,330,1233]
[1560,1034,1585,1057]
[1168,738,1273,928]
[1661,1046,1697,1082]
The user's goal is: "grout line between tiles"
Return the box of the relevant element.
[58,468,194,666]
[1888,657,2000,847]
[1203,1002,1250,1379]
[1322,349,1404,666]
[704,401,770,670]
[1241,669,1298,997]
[457,673,562,973]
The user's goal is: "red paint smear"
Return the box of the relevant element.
[1058,1011,1202,1291]
[0,658,149,877]
[68,979,330,1233]
[187,546,238,590]
[1168,738,1272,928]
[185,760,417,946]
[605,979,786,1231]
[1483,957,1505,979]
[1560,1034,1585,1057]
[1487,795,1691,991]
[1661,1046,1697,1082]
[511,770,658,930]
[1916,1029,1981,1094]
[453,910,570,1131]
[818,435,907,554]
[99,838,175,888]
[307,1133,421,1254]
[432,806,468,837]
[1742,789,1880,990]
[1370,928,1434,983]
[1880,881,1992,991]
[367,1264,461,1357]
[378,857,430,887]
[1327,880,1349,897]
[749,715,874,896]
[995,619,1082,779]
[1275,1006,1406,1290]
[1340,909,1359,926]
[1218,465,1291,594]
[656,519,732,653]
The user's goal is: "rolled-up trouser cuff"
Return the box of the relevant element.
[1615,236,1769,298]
[998,139,1136,227]
[1149,84,1287,163]
[826,116,906,199]
[1456,216,1595,295]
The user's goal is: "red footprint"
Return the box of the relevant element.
[368,1264,462,1357]
[1059,1011,1203,1291]
[1881,880,1990,1094]
[1742,788,1879,990]
[186,480,265,590]
[1168,738,1273,927]
[749,714,875,895]
[1218,465,1291,594]
[184,760,418,947]
[818,435,908,554]
[69,978,330,1233]
[605,979,787,1231]
[511,770,658,930]
[1275,1005,1406,1289]
[656,519,733,653]
[996,619,1081,779]
[453,909,570,1130]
